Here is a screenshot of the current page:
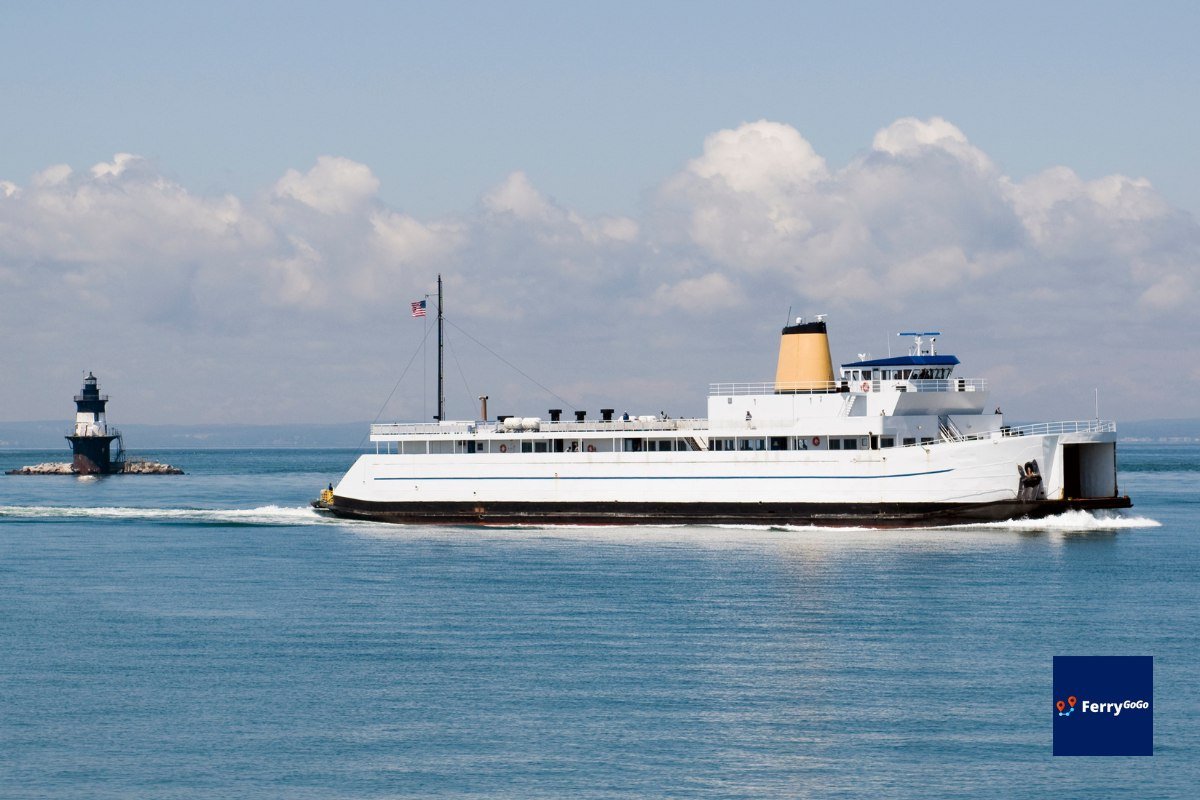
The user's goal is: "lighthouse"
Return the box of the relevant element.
[65,372,125,475]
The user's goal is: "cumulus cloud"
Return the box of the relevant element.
[871,116,995,174]
[1,118,1197,424]
[652,116,1197,321]
[273,155,380,215]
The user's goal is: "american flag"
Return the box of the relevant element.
[411,300,427,318]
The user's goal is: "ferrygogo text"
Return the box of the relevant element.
[1080,700,1150,716]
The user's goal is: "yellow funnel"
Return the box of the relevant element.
[774,319,834,392]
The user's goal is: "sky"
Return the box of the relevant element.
[1,0,1198,426]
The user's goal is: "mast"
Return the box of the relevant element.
[436,273,445,422]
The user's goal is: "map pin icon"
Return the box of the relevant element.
[1068,696,1077,708]
[1056,700,1065,712]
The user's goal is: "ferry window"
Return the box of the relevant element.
[534,441,548,453]
[770,436,788,451]
[921,437,934,445]
[712,438,734,451]
[624,438,644,452]
[843,438,858,450]
[466,441,477,454]
[553,439,565,453]
[521,442,533,453]
[903,437,916,446]
[852,370,860,381]
[829,439,841,450]
[739,438,765,451]
[881,437,895,448]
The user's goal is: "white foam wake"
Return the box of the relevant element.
[950,509,1161,531]
[0,504,339,525]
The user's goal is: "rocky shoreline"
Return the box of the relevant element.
[6,460,184,475]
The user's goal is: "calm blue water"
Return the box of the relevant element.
[0,444,1195,798]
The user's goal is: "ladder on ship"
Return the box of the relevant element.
[938,415,964,442]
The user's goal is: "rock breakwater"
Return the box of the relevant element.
[6,460,184,475]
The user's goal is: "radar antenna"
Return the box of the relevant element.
[898,330,942,357]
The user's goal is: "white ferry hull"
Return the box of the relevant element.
[320,431,1130,528]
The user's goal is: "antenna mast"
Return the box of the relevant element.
[436,273,445,422]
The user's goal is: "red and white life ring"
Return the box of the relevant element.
[499,444,507,453]
[811,436,821,447]
[860,381,871,392]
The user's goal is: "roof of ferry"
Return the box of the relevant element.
[841,354,960,368]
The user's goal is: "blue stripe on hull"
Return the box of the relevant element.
[375,468,954,482]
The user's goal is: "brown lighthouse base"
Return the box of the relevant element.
[66,434,121,475]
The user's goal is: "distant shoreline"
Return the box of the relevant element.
[1,419,1198,449]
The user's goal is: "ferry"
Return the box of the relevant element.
[315,288,1130,527]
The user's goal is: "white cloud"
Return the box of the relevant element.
[687,120,828,192]
[90,153,140,179]
[32,163,72,186]
[871,116,994,174]
[647,272,744,313]
[483,171,554,221]
[1138,272,1193,311]
[1,123,1197,424]
[273,155,380,215]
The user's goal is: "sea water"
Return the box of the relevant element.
[0,444,1195,799]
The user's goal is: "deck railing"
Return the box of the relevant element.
[370,417,710,437]
[905,418,1117,447]
[709,378,988,396]
[999,419,1116,437]
[370,417,1115,443]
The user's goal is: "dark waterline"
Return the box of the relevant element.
[0,445,1195,798]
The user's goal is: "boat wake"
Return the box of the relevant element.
[948,509,1160,532]
[0,504,344,526]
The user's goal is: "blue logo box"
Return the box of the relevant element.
[1053,655,1153,756]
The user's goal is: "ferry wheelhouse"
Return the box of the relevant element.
[316,313,1130,527]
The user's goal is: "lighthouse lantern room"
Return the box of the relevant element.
[66,372,125,475]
